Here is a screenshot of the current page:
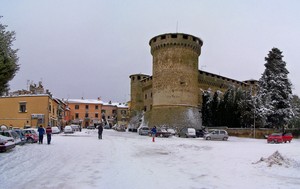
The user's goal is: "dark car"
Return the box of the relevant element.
[156,128,171,138]
[0,135,16,152]
[196,128,208,138]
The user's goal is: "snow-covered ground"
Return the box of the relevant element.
[1,129,300,189]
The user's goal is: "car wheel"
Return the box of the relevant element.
[27,138,34,143]
[206,137,211,140]
[160,134,163,137]
[223,137,228,141]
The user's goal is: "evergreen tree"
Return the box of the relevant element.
[256,48,293,129]
[238,89,254,128]
[0,17,19,95]
[289,95,300,128]
[211,91,221,126]
[201,89,213,126]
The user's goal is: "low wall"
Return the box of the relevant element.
[225,128,300,139]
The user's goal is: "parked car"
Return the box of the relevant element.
[138,127,150,135]
[23,128,39,143]
[113,124,126,132]
[167,128,177,136]
[178,127,196,138]
[70,124,80,132]
[64,126,74,134]
[87,125,96,130]
[282,133,293,143]
[196,128,208,138]
[0,135,15,152]
[104,124,111,129]
[267,133,293,143]
[51,126,60,134]
[204,129,229,141]
[13,129,27,144]
[0,130,23,145]
[156,127,171,138]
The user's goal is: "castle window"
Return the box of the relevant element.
[75,113,79,119]
[145,94,147,99]
[144,106,147,112]
[137,76,141,80]
[85,113,89,118]
[95,105,98,110]
[171,34,177,38]
[95,113,98,118]
[75,105,79,109]
[161,35,166,40]
[86,105,89,110]
[183,35,188,39]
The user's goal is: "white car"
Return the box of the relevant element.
[178,127,196,138]
[51,126,60,134]
[64,126,74,134]
[167,128,176,136]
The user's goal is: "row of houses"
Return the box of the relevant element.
[0,82,129,129]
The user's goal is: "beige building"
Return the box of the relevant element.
[130,33,258,130]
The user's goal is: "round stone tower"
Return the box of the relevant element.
[149,33,203,130]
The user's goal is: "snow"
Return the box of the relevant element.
[1,129,300,189]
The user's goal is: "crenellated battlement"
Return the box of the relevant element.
[149,33,203,56]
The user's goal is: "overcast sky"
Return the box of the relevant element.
[1,0,300,102]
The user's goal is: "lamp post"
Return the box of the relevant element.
[254,109,256,139]
[253,103,256,139]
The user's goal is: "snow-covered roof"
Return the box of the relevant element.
[102,102,128,108]
[67,99,104,104]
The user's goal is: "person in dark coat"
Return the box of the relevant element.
[151,126,157,142]
[37,125,45,144]
[98,123,103,139]
[46,125,52,144]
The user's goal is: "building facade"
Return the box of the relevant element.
[66,99,129,128]
[0,94,61,129]
[129,33,258,130]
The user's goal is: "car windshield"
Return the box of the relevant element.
[271,133,281,136]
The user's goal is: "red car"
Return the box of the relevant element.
[23,128,39,143]
[267,133,293,143]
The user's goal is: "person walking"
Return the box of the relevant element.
[151,126,157,142]
[46,125,52,144]
[98,123,103,139]
[37,125,45,144]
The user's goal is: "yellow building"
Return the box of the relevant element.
[0,94,60,129]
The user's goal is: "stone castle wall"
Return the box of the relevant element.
[129,33,257,130]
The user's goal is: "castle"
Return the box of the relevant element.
[130,33,257,130]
